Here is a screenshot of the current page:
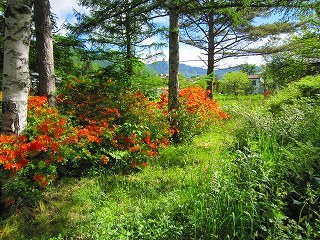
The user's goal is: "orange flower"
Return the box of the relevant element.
[147,150,157,156]
[141,162,149,167]
[41,178,49,187]
[145,132,151,144]
[33,174,49,187]
[129,145,140,152]
[148,141,157,149]
[44,158,52,165]
[66,82,72,89]
[101,155,109,164]
[28,140,47,152]
[28,96,47,110]
[162,137,170,147]
[33,173,45,182]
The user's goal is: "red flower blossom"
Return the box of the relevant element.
[28,140,47,152]
[33,173,48,187]
[129,145,140,152]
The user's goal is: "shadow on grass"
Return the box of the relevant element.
[0,178,92,239]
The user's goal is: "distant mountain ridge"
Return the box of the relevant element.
[95,60,262,79]
[147,61,246,79]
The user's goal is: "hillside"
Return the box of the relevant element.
[93,60,262,79]
[147,61,251,79]
[147,61,207,78]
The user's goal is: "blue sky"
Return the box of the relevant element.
[50,0,275,69]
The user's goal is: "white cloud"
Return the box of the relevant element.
[179,43,207,68]
[50,0,88,32]
[155,43,266,69]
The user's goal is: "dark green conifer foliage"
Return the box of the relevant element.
[73,0,162,80]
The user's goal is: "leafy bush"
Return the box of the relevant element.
[263,52,310,89]
[0,93,168,208]
[0,97,74,207]
[219,71,252,95]
[268,75,320,113]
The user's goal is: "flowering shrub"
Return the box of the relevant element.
[115,91,171,168]
[0,96,115,206]
[0,97,71,206]
[179,86,229,121]
[57,78,172,171]
[0,81,228,208]
[57,77,121,125]
[158,86,229,141]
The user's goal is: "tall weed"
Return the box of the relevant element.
[222,77,320,239]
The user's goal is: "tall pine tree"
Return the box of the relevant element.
[74,0,161,79]
[34,0,56,106]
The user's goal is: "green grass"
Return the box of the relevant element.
[0,120,236,239]
[214,94,264,108]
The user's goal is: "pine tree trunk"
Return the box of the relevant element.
[168,5,180,142]
[34,0,56,106]
[168,6,180,111]
[206,12,215,99]
[125,16,134,77]
[1,0,32,135]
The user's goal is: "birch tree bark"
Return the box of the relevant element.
[34,0,56,106]
[1,0,33,135]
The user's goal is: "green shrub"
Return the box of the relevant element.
[268,75,320,113]
[263,52,310,89]
[219,71,253,95]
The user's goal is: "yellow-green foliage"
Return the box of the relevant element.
[219,71,252,95]
[268,75,320,112]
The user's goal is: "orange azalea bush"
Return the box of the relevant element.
[179,86,229,120]
[0,96,73,176]
[158,86,229,141]
[1,97,70,206]
[0,96,115,206]
[57,78,172,172]
[114,91,171,168]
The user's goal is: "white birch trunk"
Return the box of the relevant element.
[1,0,32,135]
